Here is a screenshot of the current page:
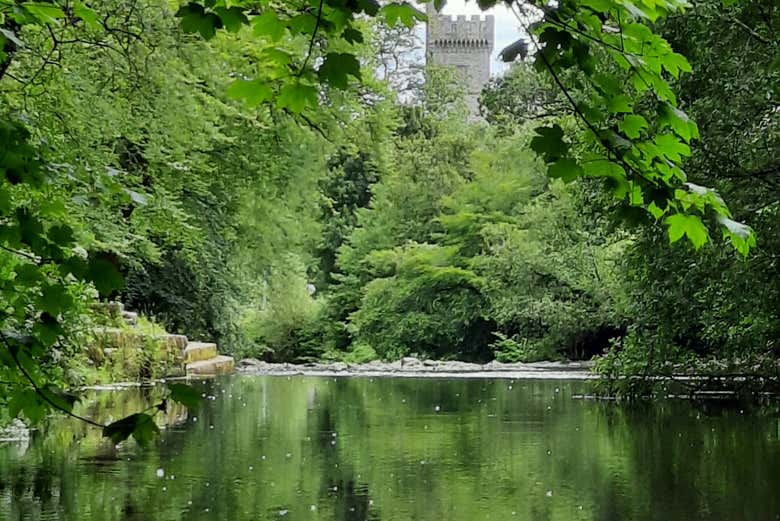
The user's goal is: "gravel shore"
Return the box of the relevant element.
[236,357,596,380]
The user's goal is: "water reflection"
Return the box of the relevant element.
[1,376,779,520]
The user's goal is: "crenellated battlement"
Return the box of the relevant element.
[428,13,495,50]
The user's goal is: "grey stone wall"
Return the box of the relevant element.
[426,9,495,115]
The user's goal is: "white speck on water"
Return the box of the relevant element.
[261,455,266,460]
[555,388,560,393]
[332,432,337,437]
[286,453,292,459]
[209,425,214,430]
[420,460,426,465]
[162,486,167,492]
[201,393,206,398]
[401,399,406,403]
[512,512,516,516]
[249,466,254,471]
[434,405,441,412]
[204,508,210,513]
[369,499,374,506]
[192,417,198,423]
[278,509,288,516]
[578,505,583,510]
[156,468,165,478]
[546,450,551,455]
[546,490,553,497]
[508,385,513,390]
[349,507,355,512]
[170,475,175,480]
[331,440,336,445]
[205,482,210,487]
[333,486,338,491]
[187,500,192,506]
[310,505,317,511]
[546,406,552,411]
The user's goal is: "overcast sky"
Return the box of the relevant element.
[429,1,522,76]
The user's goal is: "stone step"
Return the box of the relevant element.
[121,311,138,326]
[154,334,188,352]
[183,342,218,363]
[186,355,235,376]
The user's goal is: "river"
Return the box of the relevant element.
[1,376,779,520]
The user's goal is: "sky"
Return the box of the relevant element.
[430,0,522,76]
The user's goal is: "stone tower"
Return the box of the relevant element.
[426,4,495,115]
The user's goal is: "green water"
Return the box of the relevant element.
[1,376,779,520]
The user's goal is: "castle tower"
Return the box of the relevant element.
[426,3,495,115]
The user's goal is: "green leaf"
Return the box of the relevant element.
[547,158,584,183]
[660,103,699,142]
[583,160,628,197]
[214,6,248,32]
[607,94,633,114]
[665,213,708,249]
[252,11,286,41]
[342,27,364,44]
[629,183,643,206]
[33,313,62,347]
[618,114,648,139]
[103,413,159,446]
[357,0,380,15]
[226,79,273,107]
[73,2,99,30]
[317,53,362,89]
[23,2,65,24]
[499,39,528,63]
[654,133,690,162]
[168,383,202,409]
[9,390,46,424]
[276,81,318,113]
[0,28,23,47]
[662,52,692,78]
[381,3,426,28]
[530,125,567,163]
[177,3,222,40]
[87,256,124,296]
[39,283,72,316]
[718,216,756,257]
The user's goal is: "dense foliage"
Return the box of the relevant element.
[0,0,777,446]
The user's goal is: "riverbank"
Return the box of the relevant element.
[236,357,596,379]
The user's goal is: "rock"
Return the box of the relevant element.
[401,357,423,368]
[186,355,235,376]
[182,342,218,363]
[436,361,482,372]
[154,334,188,351]
[238,358,264,368]
[0,419,30,443]
[121,311,138,326]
